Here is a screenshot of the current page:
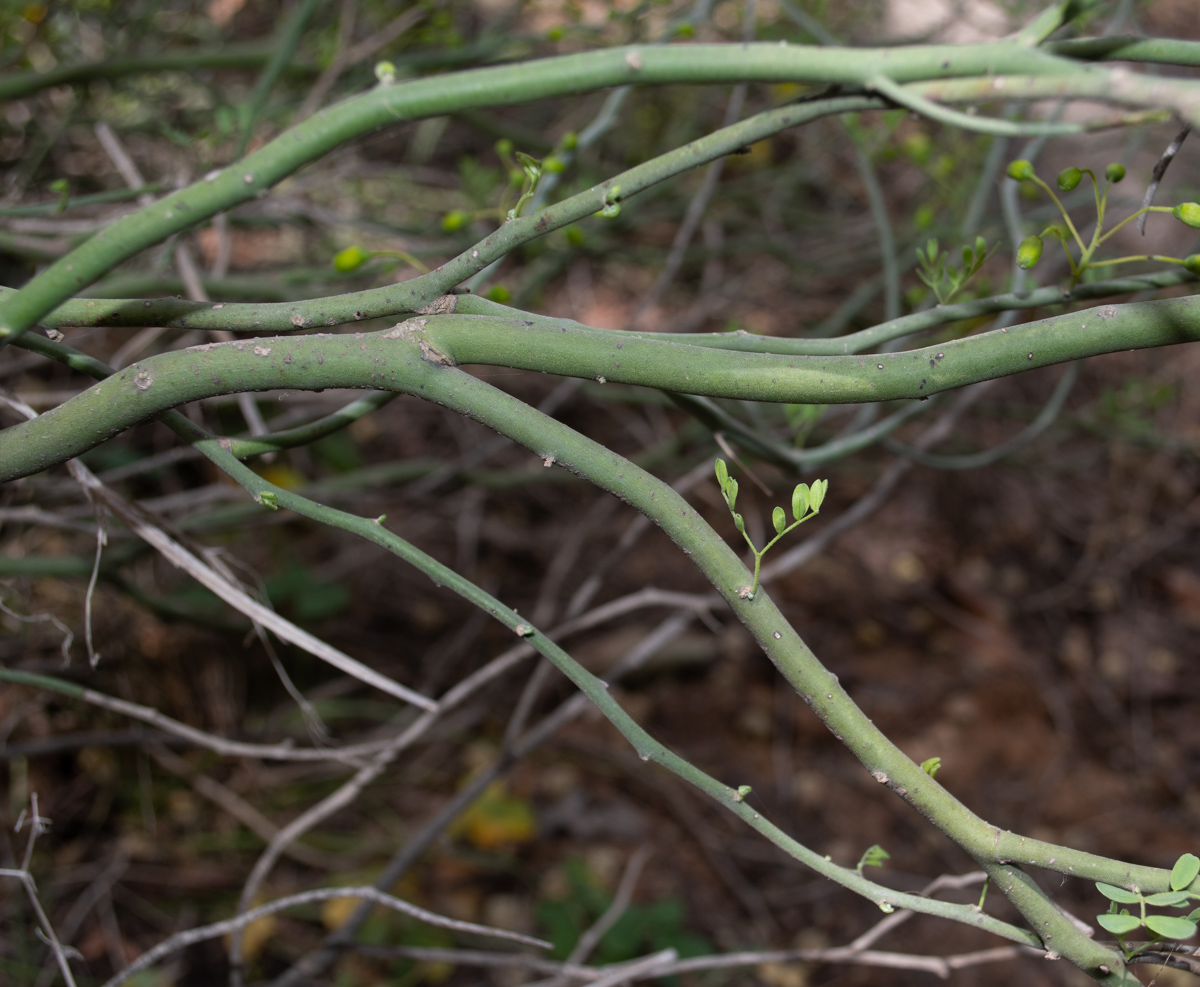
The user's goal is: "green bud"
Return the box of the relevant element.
[605,185,621,205]
[725,478,739,511]
[495,138,514,157]
[559,131,578,152]
[258,491,279,511]
[1016,234,1044,270]
[565,226,585,247]
[546,25,564,41]
[1056,167,1082,192]
[675,22,694,37]
[1105,162,1126,183]
[542,155,565,174]
[1172,203,1200,229]
[486,285,511,303]
[733,513,745,534]
[1184,254,1200,274]
[714,458,729,487]
[441,210,469,232]
[374,61,396,85]
[1006,159,1034,181]
[332,246,369,272]
[509,168,526,187]
[599,202,620,218]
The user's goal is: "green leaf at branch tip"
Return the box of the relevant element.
[1096,912,1141,937]
[920,756,941,778]
[1144,891,1191,907]
[1105,162,1126,184]
[332,246,369,273]
[1006,159,1035,181]
[1144,914,1198,940]
[809,478,828,511]
[772,505,786,535]
[856,844,890,874]
[1096,883,1141,904]
[1172,203,1200,229]
[1057,166,1083,191]
[714,457,729,488]
[791,482,809,521]
[1171,852,1200,891]
[1017,234,1044,270]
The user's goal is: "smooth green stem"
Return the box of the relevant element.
[9,296,1200,481]
[1096,206,1172,245]
[1031,175,1086,250]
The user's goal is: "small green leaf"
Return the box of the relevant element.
[920,756,941,778]
[1096,883,1141,904]
[809,478,828,511]
[772,505,786,535]
[1171,853,1199,891]
[1188,907,1200,921]
[715,458,729,489]
[1096,913,1142,936]
[258,491,279,511]
[961,245,973,269]
[856,844,890,873]
[726,478,739,511]
[975,235,987,262]
[733,513,745,533]
[1145,891,1191,907]
[1144,914,1197,940]
[791,483,809,521]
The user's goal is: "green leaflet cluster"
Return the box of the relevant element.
[1095,851,1200,949]
[713,458,826,600]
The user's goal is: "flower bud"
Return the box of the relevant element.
[1185,254,1200,274]
[441,210,469,232]
[559,131,578,152]
[374,61,396,85]
[486,285,511,303]
[495,138,514,157]
[1105,162,1126,183]
[1056,167,1082,191]
[332,246,369,272]
[1016,234,1044,270]
[542,155,565,174]
[1172,203,1200,229]
[1006,159,1034,181]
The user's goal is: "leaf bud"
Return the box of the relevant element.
[332,246,369,272]
[1105,162,1126,183]
[1016,234,1044,270]
[1056,167,1082,191]
[1172,203,1200,229]
[1006,159,1034,181]
[599,202,620,218]
[374,61,396,85]
[542,155,565,174]
[441,210,469,232]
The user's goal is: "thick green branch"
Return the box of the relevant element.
[5,296,1200,482]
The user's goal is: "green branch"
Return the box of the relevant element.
[7,296,1200,482]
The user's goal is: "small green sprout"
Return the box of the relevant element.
[374,61,396,85]
[856,844,890,875]
[486,285,511,303]
[915,235,993,304]
[920,756,941,778]
[258,491,279,510]
[733,785,752,802]
[715,459,826,599]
